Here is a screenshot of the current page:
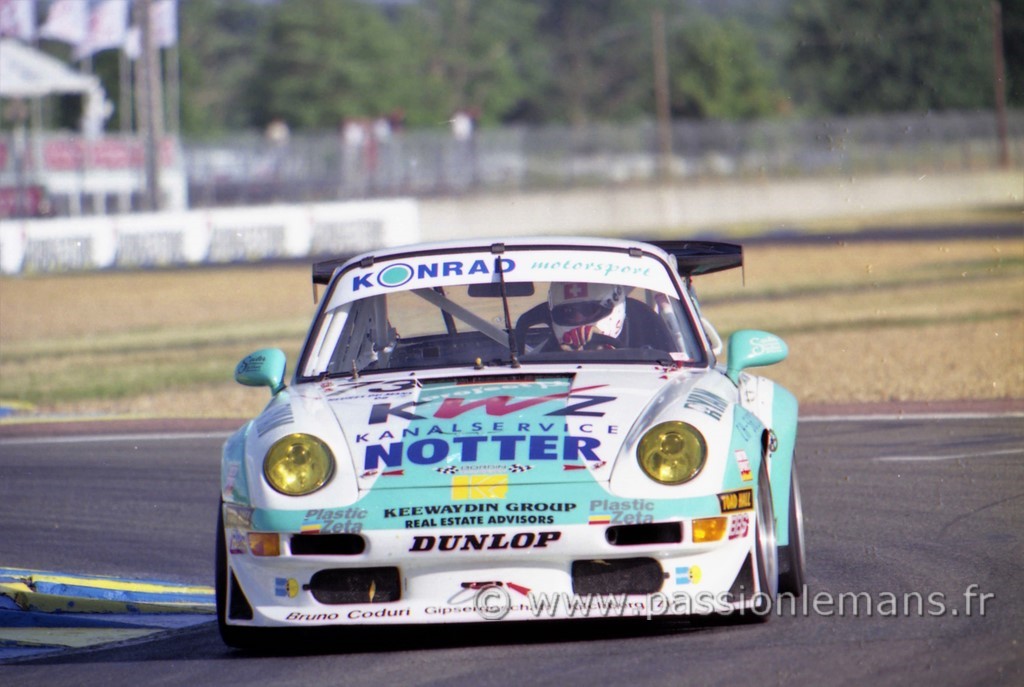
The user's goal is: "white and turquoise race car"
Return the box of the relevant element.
[217,236,804,646]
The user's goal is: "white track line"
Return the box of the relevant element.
[800,411,1024,422]
[873,448,1024,463]
[0,432,231,446]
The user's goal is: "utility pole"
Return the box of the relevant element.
[651,8,673,182]
[136,0,163,210]
[991,1,1010,169]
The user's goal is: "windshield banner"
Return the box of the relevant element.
[334,248,677,303]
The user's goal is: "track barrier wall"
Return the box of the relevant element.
[0,170,1020,275]
[0,198,418,275]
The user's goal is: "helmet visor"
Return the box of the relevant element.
[551,301,612,326]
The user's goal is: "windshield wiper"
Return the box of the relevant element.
[493,246,521,368]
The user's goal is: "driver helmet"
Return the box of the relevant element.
[548,282,626,350]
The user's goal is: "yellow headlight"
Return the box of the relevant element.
[637,421,707,485]
[263,433,334,496]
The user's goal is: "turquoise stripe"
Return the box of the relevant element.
[253,484,727,533]
[221,424,251,503]
[769,384,799,546]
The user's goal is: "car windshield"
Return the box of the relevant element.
[299,248,706,379]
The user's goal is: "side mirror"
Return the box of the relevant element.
[235,348,287,395]
[725,330,787,384]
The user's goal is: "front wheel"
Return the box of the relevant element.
[777,462,806,596]
[751,460,778,618]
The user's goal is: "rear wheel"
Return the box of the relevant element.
[777,462,806,596]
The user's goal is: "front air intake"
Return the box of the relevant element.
[290,533,366,556]
[308,567,401,605]
[572,557,664,595]
[605,522,683,546]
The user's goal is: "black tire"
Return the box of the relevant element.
[777,461,807,597]
[751,460,778,619]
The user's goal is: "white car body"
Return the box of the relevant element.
[217,236,803,645]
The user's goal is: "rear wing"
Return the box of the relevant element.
[311,254,362,303]
[648,240,743,277]
[313,254,362,286]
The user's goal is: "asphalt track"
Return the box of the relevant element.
[1,410,1022,686]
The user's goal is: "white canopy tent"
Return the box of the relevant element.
[0,38,111,135]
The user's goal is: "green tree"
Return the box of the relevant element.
[1002,0,1023,105]
[394,0,547,126]
[784,0,995,114]
[249,0,412,130]
[533,0,655,125]
[530,1,780,125]
[668,14,780,119]
[179,0,271,135]
[167,0,787,132]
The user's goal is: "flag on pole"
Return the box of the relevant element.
[124,0,177,60]
[124,25,139,59]
[39,0,87,46]
[75,0,129,60]
[152,0,177,48]
[0,0,35,41]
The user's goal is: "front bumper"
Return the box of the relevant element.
[222,506,763,626]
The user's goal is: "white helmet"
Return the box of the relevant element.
[548,282,626,350]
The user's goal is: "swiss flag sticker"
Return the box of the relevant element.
[564,283,587,299]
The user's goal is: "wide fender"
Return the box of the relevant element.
[221,422,252,505]
[769,384,799,546]
[738,375,799,546]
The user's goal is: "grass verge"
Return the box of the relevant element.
[0,231,1021,418]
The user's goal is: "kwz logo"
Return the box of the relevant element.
[368,385,613,425]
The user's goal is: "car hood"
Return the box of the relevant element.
[308,367,723,493]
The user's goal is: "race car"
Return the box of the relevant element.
[217,236,804,647]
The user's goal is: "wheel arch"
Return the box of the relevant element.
[766,383,799,546]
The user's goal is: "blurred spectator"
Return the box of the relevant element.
[451,108,480,188]
[264,118,290,182]
[265,118,290,146]
[341,118,371,195]
[451,109,473,141]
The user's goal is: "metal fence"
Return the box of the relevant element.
[2,110,1021,217]
[183,109,1022,209]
